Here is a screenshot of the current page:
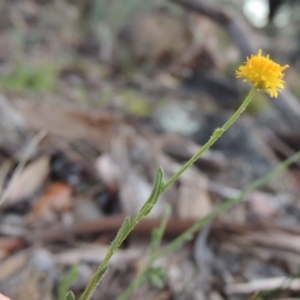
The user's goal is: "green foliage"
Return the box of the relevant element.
[65,291,76,300]
[78,265,109,300]
[79,168,165,300]
[79,88,256,300]
[109,167,164,258]
[110,216,132,251]
[138,167,164,217]
[58,264,78,300]
[76,86,300,300]
[117,205,171,300]
[148,267,166,289]
[0,62,57,93]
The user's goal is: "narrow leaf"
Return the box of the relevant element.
[65,291,76,300]
[110,216,131,251]
[140,167,164,216]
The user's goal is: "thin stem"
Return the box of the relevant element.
[117,149,300,300]
[78,88,257,300]
[157,149,300,259]
[118,205,171,300]
[79,168,164,300]
[162,88,256,192]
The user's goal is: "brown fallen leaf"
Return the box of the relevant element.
[0,249,30,281]
[5,156,50,205]
[226,276,300,294]
[17,102,122,152]
[241,231,300,254]
[0,237,24,259]
[30,182,73,223]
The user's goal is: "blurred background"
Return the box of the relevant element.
[0,0,300,299]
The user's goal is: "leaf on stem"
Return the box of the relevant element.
[65,291,76,300]
[110,216,131,251]
[59,264,78,300]
[139,167,164,216]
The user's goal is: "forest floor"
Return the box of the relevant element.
[0,1,300,300]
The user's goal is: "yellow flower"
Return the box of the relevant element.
[236,49,289,98]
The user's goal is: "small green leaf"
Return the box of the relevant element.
[65,291,76,300]
[149,267,166,289]
[59,264,78,300]
[140,167,164,216]
[110,216,131,251]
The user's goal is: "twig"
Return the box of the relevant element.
[226,276,300,294]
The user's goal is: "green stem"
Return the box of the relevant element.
[157,149,300,259]
[78,88,257,300]
[119,149,300,300]
[162,87,256,192]
[118,205,172,300]
[79,218,147,300]
[79,168,164,300]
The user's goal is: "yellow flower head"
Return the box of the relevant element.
[236,49,289,98]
